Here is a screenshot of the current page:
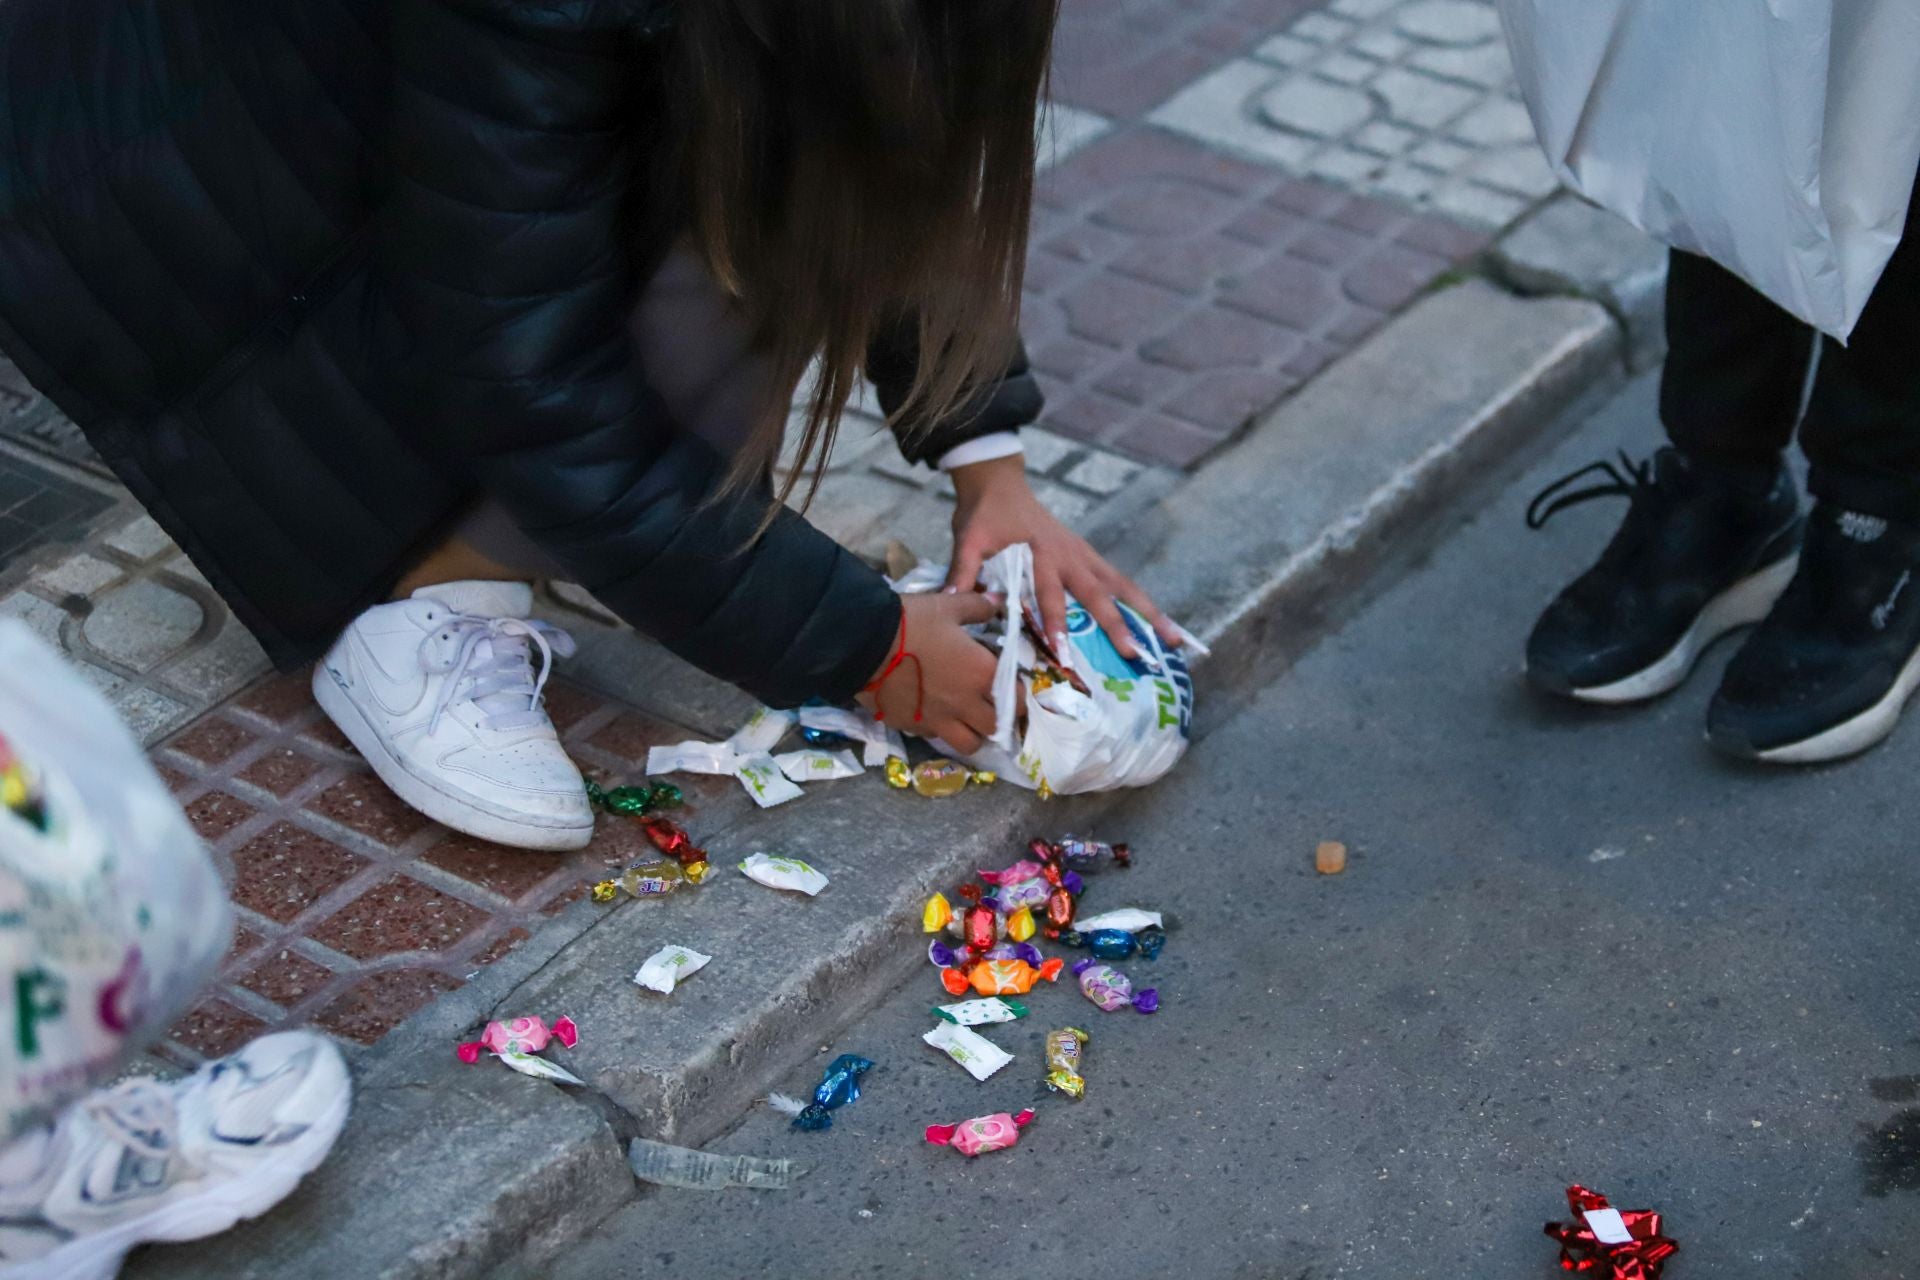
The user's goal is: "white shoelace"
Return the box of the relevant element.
[84,1079,201,1179]
[421,614,576,735]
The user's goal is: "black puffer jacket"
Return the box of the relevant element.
[0,0,1041,706]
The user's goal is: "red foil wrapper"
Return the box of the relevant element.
[641,816,707,867]
[1544,1185,1676,1279]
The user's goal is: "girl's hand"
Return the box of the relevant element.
[855,593,1002,754]
[946,453,1180,661]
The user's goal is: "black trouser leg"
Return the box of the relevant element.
[1800,171,1920,521]
[1659,248,1813,479]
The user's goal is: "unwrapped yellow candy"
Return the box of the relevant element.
[911,759,971,798]
[923,892,953,933]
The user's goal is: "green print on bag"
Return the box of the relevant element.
[15,966,65,1058]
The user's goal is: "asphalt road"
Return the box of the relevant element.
[542,374,1920,1279]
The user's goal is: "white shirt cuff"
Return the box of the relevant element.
[935,432,1023,472]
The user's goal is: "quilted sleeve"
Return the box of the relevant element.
[376,0,899,706]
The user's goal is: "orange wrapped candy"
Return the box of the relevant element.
[941,956,1065,997]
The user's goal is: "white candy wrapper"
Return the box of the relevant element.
[727,706,796,755]
[922,1022,1012,1082]
[496,1049,585,1086]
[941,544,1196,796]
[772,749,862,784]
[734,755,804,808]
[646,740,739,777]
[634,944,712,995]
[738,853,830,896]
[1070,908,1164,934]
[795,705,905,767]
[934,997,1027,1026]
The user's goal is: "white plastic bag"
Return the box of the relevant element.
[0,622,230,1140]
[1496,0,1920,339]
[949,545,1194,796]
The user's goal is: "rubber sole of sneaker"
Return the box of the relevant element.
[312,663,593,852]
[2,1071,351,1280]
[1533,553,1800,705]
[1710,634,1920,765]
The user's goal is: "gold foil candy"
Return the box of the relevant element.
[591,880,618,904]
[911,759,971,798]
[971,771,997,786]
[923,892,953,933]
[618,859,686,897]
[683,860,710,885]
[885,757,912,789]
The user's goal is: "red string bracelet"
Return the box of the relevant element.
[862,608,925,723]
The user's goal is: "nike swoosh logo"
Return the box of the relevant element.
[345,632,426,719]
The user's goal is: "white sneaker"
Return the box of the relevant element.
[0,1030,352,1280]
[313,581,594,851]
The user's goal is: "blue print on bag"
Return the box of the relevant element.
[1063,599,1193,738]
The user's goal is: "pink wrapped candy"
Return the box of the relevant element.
[456,1014,579,1064]
[925,1108,1036,1158]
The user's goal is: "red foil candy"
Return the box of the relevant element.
[641,817,706,867]
[1544,1185,1676,1279]
[963,905,998,953]
[1045,886,1076,930]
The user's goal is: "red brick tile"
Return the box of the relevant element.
[1285,225,1375,270]
[1325,307,1388,346]
[1284,338,1347,381]
[308,875,491,960]
[237,669,316,726]
[1092,181,1243,237]
[169,999,267,1059]
[1219,257,1344,332]
[421,833,566,902]
[1342,246,1451,311]
[1111,234,1260,298]
[231,822,370,924]
[183,791,257,843]
[1030,334,1122,383]
[1267,179,1349,220]
[225,927,265,968]
[1167,368,1297,433]
[539,881,592,917]
[167,716,258,766]
[1395,218,1492,259]
[1328,195,1405,237]
[1021,248,1084,297]
[1037,221,1133,267]
[1091,359,1169,408]
[307,773,432,847]
[586,710,688,766]
[474,927,531,965]
[237,948,336,1008]
[1043,390,1139,441]
[152,762,195,795]
[300,718,355,755]
[237,747,324,797]
[1112,413,1228,469]
[314,969,462,1045]
[1142,307,1301,374]
[1220,203,1312,248]
[1059,273,1188,350]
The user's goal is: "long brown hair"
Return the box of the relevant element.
[665,0,1060,517]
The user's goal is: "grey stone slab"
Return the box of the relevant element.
[0,590,66,644]
[126,1054,630,1280]
[110,684,192,744]
[82,578,205,671]
[35,553,122,597]
[1492,193,1670,371]
[155,616,272,708]
[1131,280,1620,682]
[103,514,174,560]
[1062,451,1143,497]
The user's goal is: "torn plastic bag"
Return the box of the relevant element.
[1496,0,1920,339]
[939,544,1194,796]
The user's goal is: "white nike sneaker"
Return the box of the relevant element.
[0,1030,351,1280]
[312,580,594,851]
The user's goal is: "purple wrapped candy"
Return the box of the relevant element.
[929,938,962,968]
[983,941,1044,965]
[1071,958,1158,1014]
[1061,870,1086,898]
[996,878,1052,911]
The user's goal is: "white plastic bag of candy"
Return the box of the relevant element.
[938,544,1196,795]
[0,622,230,1141]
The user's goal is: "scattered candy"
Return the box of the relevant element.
[941,956,1064,997]
[1005,904,1036,942]
[1544,1185,1677,1279]
[1044,1026,1089,1099]
[923,893,953,933]
[1070,908,1164,934]
[584,778,683,817]
[634,944,712,995]
[646,707,813,807]
[885,758,912,789]
[646,740,739,778]
[594,857,706,902]
[775,1053,875,1130]
[978,859,1045,887]
[1034,835,1131,870]
[1060,926,1166,961]
[772,748,862,784]
[922,1021,1013,1082]
[925,1109,1035,1158]
[796,704,907,768]
[738,852,830,896]
[1316,840,1347,875]
[641,816,709,870]
[456,1015,583,1084]
[727,705,798,755]
[934,996,1028,1026]
[1072,958,1158,1014]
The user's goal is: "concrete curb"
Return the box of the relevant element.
[126,274,1625,1280]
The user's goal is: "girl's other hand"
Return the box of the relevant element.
[855,592,1001,754]
[945,454,1180,661]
